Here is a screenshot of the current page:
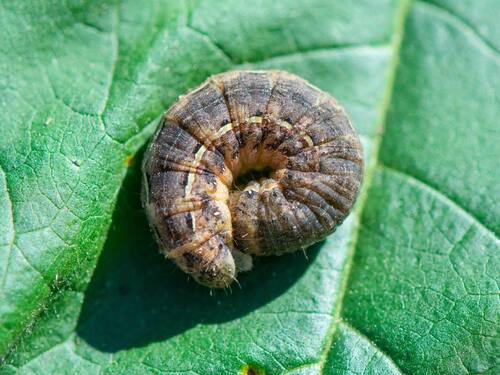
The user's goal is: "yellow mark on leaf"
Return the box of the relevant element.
[125,155,135,167]
[241,365,264,375]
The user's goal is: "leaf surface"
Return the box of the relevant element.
[1,0,498,374]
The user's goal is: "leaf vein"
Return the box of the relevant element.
[341,321,405,375]
[380,164,498,241]
[315,0,414,373]
[418,0,500,57]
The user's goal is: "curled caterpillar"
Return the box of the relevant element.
[142,70,363,288]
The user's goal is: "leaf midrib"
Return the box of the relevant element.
[281,1,413,373]
[315,0,413,372]
[303,1,500,373]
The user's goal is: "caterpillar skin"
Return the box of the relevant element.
[142,70,364,288]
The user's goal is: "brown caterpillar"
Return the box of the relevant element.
[142,70,363,288]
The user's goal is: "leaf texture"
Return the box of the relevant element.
[0,0,498,374]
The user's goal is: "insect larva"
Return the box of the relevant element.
[142,70,363,288]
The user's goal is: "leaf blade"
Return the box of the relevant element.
[1,0,498,374]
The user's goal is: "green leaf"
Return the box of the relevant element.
[1,0,498,374]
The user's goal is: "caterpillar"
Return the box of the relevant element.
[142,70,363,288]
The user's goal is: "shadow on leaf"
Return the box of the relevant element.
[76,150,320,352]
